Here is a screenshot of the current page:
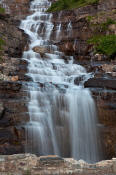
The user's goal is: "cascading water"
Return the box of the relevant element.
[56,23,61,39]
[20,0,101,163]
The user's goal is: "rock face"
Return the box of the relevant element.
[51,0,116,57]
[0,15,27,58]
[1,0,30,20]
[0,0,30,154]
[0,154,116,175]
[84,78,116,90]
[33,46,53,57]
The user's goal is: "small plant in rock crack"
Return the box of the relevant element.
[23,169,31,175]
[0,38,5,60]
[88,34,116,58]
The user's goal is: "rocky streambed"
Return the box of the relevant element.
[0,154,116,175]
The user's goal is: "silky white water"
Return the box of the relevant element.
[20,0,100,163]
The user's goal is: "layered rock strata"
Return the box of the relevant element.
[0,0,30,154]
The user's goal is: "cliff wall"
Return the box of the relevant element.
[0,0,30,154]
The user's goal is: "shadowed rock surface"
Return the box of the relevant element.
[0,0,30,154]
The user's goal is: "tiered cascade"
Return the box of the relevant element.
[20,0,100,163]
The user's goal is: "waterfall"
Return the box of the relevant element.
[20,0,101,163]
[67,21,72,31]
[56,23,61,40]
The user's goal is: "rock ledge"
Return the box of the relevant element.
[0,154,116,175]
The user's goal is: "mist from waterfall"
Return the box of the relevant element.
[20,0,101,163]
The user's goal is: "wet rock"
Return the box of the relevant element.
[1,0,30,20]
[74,75,86,85]
[33,46,47,55]
[0,103,4,119]
[33,46,53,57]
[18,74,32,81]
[11,76,18,82]
[0,81,22,91]
[112,65,116,72]
[39,155,64,165]
[84,78,116,90]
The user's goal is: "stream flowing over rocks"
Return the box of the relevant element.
[20,0,102,163]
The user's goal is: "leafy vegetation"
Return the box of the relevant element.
[87,16,116,29]
[86,15,94,22]
[0,38,5,51]
[88,35,116,58]
[0,38,5,60]
[98,18,116,31]
[0,6,5,13]
[47,0,99,12]
[23,170,31,175]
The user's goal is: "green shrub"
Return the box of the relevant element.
[88,34,116,58]
[23,170,31,175]
[88,18,116,32]
[87,15,94,22]
[99,18,116,31]
[0,6,5,13]
[0,38,5,60]
[47,0,99,12]
[0,38,5,51]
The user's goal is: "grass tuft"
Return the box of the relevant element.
[47,0,99,12]
[0,38,5,51]
[0,38,5,60]
[99,18,116,31]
